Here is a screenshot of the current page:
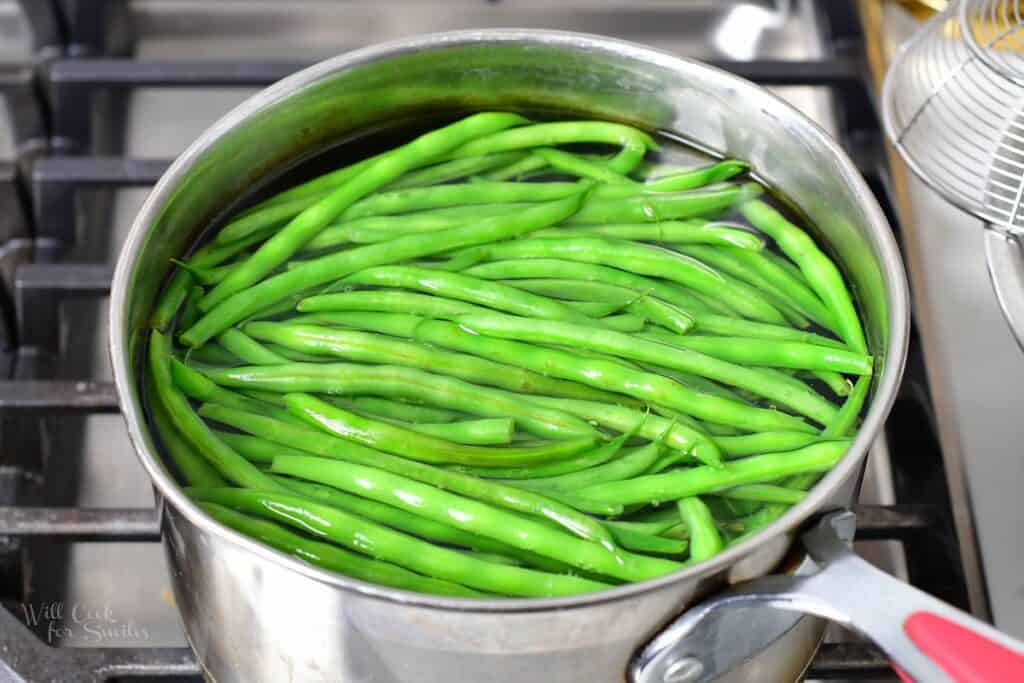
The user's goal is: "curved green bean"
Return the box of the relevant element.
[675,244,836,331]
[216,329,288,365]
[448,428,633,480]
[201,112,529,309]
[677,497,723,562]
[464,258,728,316]
[276,476,572,573]
[181,193,587,347]
[198,403,617,540]
[243,321,629,410]
[453,314,836,426]
[447,120,656,174]
[304,204,520,251]
[533,221,763,250]
[386,151,526,190]
[271,454,682,582]
[822,373,870,438]
[148,386,225,487]
[191,487,608,597]
[575,440,850,505]
[506,441,666,492]
[717,484,806,504]
[200,361,598,440]
[280,393,594,467]
[148,331,287,491]
[565,184,758,225]
[712,431,818,457]
[741,200,867,352]
[454,237,784,323]
[637,329,871,375]
[200,501,482,597]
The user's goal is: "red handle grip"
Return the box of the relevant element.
[894,611,1024,682]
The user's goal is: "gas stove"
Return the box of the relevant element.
[0,1,992,681]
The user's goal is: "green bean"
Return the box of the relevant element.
[525,395,721,466]
[148,331,287,491]
[304,204,519,251]
[215,191,333,244]
[169,358,302,425]
[344,396,461,424]
[822,373,870,438]
[181,193,587,347]
[717,484,806,504]
[564,184,758,225]
[533,221,764,250]
[449,428,634,480]
[200,501,482,597]
[637,160,749,193]
[452,315,835,426]
[675,244,836,331]
[805,370,852,397]
[276,476,572,573]
[271,454,682,582]
[507,441,666,492]
[171,260,233,287]
[201,361,598,440]
[464,258,726,316]
[741,200,866,352]
[454,237,784,323]
[188,343,241,366]
[215,430,298,463]
[677,497,723,562]
[386,151,526,190]
[148,386,225,487]
[261,343,326,363]
[244,321,629,410]
[689,317,846,349]
[532,147,634,183]
[575,440,850,505]
[342,181,586,220]
[191,487,608,597]
[341,265,594,322]
[178,285,204,330]
[151,270,193,330]
[393,418,513,445]
[200,113,530,310]
[151,218,284,330]
[417,317,814,433]
[712,431,818,457]
[198,403,617,540]
[638,329,871,375]
[605,516,686,538]
[281,393,594,467]
[447,121,656,174]
[483,153,549,180]
[238,149,396,217]
[499,279,695,334]
[216,329,288,365]
[607,525,688,556]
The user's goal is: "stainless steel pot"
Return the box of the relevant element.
[111,30,910,683]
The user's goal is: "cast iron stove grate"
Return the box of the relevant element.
[0,2,985,681]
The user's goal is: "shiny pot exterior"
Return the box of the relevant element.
[110,30,909,683]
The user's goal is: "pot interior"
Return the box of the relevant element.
[113,30,907,597]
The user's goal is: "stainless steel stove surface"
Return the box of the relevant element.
[0,1,991,681]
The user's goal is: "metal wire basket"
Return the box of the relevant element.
[882,0,1024,232]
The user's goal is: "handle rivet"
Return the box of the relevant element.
[663,656,703,683]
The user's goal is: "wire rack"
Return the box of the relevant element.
[882,0,1024,232]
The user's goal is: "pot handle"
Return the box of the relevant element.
[629,511,1024,683]
[984,227,1024,351]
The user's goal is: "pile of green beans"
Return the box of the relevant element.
[146,112,872,598]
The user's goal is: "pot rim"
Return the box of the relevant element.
[110,28,910,614]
